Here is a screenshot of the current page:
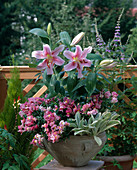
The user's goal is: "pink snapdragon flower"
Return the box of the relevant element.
[30,134,44,146]
[49,132,60,143]
[64,45,92,78]
[111,97,118,104]
[112,92,118,98]
[32,44,65,74]
[82,103,90,112]
[105,91,111,99]
[87,108,98,115]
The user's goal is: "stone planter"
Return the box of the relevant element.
[98,155,135,170]
[40,132,106,167]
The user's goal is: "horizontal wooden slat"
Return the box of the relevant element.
[0,65,137,79]
[0,66,41,79]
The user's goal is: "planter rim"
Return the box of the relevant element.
[98,155,136,162]
[44,132,106,145]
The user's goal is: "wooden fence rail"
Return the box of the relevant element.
[0,65,137,169]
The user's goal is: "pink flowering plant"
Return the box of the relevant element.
[18,24,120,146]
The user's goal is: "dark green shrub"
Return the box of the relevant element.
[0,128,30,170]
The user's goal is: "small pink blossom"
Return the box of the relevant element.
[49,132,60,143]
[87,109,98,115]
[82,103,90,112]
[112,92,118,98]
[105,91,111,99]
[30,134,44,146]
[111,97,118,104]
[95,103,101,109]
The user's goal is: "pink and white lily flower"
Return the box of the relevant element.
[64,45,92,78]
[32,44,65,75]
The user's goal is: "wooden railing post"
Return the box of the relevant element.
[0,79,7,111]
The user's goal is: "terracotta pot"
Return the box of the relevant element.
[40,132,106,167]
[98,155,135,170]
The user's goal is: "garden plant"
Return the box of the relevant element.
[17,22,121,167]
[93,10,137,170]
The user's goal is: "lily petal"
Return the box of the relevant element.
[63,50,75,61]
[75,45,82,58]
[43,44,51,56]
[77,63,83,78]
[47,63,54,75]
[81,59,92,67]
[37,59,47,70]
[53,56,65,66]
[32,51,45,59]
[81,46,92,58]
[64,62,77,71]
[52,45,65,56]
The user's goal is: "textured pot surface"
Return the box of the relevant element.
[98,155,135,170]
[42,132,106,167]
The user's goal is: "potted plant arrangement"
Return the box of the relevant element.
[18,24,120,167]
[94,11,137,170]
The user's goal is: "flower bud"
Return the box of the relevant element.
[70,32,85,46]
[47,23,52,35]
[99,59,117,68]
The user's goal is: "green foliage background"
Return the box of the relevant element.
[0,0,136,65]
[0,68,35,168]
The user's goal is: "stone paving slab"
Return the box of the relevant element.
[39,159,104,170]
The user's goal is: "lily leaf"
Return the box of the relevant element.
[55,81,60,93]
[59,86,65,96]
[67,76,77,96]
[72,79,86,92]
[87,53,103,61]
[29,28,49,38]
[85,73,97,96]
[59,31,71,46]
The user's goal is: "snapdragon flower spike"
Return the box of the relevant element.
[96,34,106,48]
[32,44,65,74]
[113,21,121,47]
[64,45,92,78]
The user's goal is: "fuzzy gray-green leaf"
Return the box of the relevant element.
[94,136,102,146]
[75,112,81,126]
[103,120,120,131]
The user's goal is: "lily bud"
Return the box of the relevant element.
[100,59,117,68]
[70,32,85,46]
[47,23,52,35]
